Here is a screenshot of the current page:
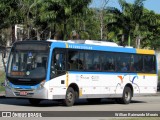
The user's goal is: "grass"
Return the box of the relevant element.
[0,71,5,92]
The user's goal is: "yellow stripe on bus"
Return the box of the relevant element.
[66,43,68,48]
[136,49,155,55]
[137,73,157,76]
[66,72,69,87]
[79,88,83,96]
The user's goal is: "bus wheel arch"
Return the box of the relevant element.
[116,84,133,104]
[63,83,79,106]
[68,83,79,99]
[125,83,133,97]
[122,84,133,104]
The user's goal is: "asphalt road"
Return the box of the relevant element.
[0,94,160,119]
[0,94,160,111]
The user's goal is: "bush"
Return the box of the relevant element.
[0,71,5,92]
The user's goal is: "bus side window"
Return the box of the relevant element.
[69,59,78,69]
[84,52,93,70]
[55,53,65,72]
[50,49,66,78]
[144,55,156,73]
[121,62,128,71]
[93,54,101,71]
[134,55,143,72]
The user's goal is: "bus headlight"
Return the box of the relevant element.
[38,80,46,89]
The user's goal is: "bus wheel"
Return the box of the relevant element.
[63,87,75,106]
[29,99,41,105]
[116,87,132,104]
[87,98,101,104]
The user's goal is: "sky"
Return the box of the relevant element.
[90,0,160,14]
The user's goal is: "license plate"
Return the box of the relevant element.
[19,91,28,96]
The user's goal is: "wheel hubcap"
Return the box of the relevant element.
[67,92,73,102]
[125,92,130,101]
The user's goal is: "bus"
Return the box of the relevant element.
[5,40,158,106]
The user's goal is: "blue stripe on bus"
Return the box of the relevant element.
[10,83,39,89]
[51,42,67,48]
[67,43,136,53]
[46,42,67,81]
[156,54,158,74]
[46,42,137,81]
[49,42,137,53]
[68,71,137,75]
[46,47,52,81]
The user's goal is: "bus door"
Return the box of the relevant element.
[50,48,67,87]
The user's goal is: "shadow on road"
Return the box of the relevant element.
[0,97,146,107]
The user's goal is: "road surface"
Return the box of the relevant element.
[0,94,160,119]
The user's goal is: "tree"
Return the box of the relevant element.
[0,0,22,45]
[98,0,110,40]
[140,11,160,49]
[107,0,146,47]
[0,0,160,49]
[35,0,91,40]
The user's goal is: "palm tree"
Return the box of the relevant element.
[0,0,24,45]
[140,10,160,49]
[107,0,146,47]
[35,0,91,40]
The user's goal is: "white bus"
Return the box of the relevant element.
[5,40,158,106]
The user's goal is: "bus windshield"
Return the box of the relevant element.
[7,42,50,80]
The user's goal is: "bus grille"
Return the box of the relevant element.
[9,80,41,86]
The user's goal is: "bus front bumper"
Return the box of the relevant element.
[5,87,48,99]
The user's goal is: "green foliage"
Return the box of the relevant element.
[79,31,89,39]
[0,0,11,29]
[105,0,160,48]
[34,0,92,39]
[0,0,160,49]
[0,71,5,92]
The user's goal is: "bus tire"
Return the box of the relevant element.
[29,99,41,105]
[63,87,75,106]
[116,87,132,104]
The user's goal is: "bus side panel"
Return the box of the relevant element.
[47,74,67,99]
[68,72,125,98]
[46,73,157,100]
[134,74,157,94]
[130,74,157,95]
[115,74,131,94]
